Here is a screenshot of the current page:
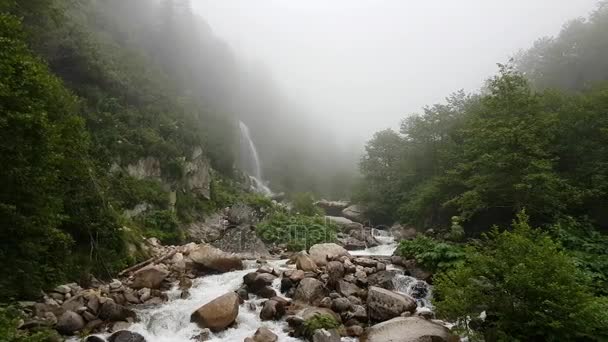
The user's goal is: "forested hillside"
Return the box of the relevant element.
[0,0,352,300]
[357,4,608,232]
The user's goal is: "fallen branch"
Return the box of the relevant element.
[118,248,177,277]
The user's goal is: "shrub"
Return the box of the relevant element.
[140,210,183,245]
[291,192,323,216]
[302,314,340,338]
[397,235,465,272]
[256,211,337,251]
[433,212,608,341]
[550,217,608,296]
[0,306,60,341]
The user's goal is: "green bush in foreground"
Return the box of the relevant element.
[0,306,60,341]
[302,314,340,338]
[433,212,608,341]
[397,235,465,272]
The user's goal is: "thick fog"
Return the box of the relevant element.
[193,0,598,147]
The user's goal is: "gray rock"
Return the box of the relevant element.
[130,264,169,289]
[56,311,85,335]
[362,316,458,342]
[346,325,364,337]
[108,330,147,342]
[53,285,72,294]
[99,301,136,322]
[294,278,326,305]
[84,336,107,342]
[260,299,285,321]
[341,205,365,223]
[337,280,361,297]
[295,253,318,272]
[326,261,344,285]
[309,243,350,266]
[312,328,341,342]
[250,327,278,342]
[367,270,398,290]
[331,297,351,312]
[189,244,243,272]
[367,286,417,322]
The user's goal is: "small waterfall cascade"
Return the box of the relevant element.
[392,272,434,313]
[350,228,398,256]
[238,120,272,195]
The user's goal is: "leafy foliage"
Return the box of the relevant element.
[550,217,608,296]
[434,212,608,341]
[0,306,60,342]
[291,192,323,216]
[397,236,465,273]
[302,314,341,338]
[256,211,337,251]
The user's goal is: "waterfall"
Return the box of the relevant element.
[238,120,272,195]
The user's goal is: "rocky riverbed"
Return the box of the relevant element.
[16,235,456,342]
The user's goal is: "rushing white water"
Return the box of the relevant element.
[350,228,398,256]
[115,260,300,342]
[238,120,272,196]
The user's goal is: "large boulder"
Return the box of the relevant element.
[189,244,243,272]
[309,243,350,266]
[212,224,270,258]
[294,278,326,305]
[130,264,169,289]
[367,286,417,321]
[341,205,365,223]
[190,292,239,331]
[361,317,459,342]
[295,252,318,271]
[56,311,85,335]
[108,330,147,342]
[315,200,349,216]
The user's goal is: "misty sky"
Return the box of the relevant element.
[193,0,599,146]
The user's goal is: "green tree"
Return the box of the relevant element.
[434,212,608,341]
